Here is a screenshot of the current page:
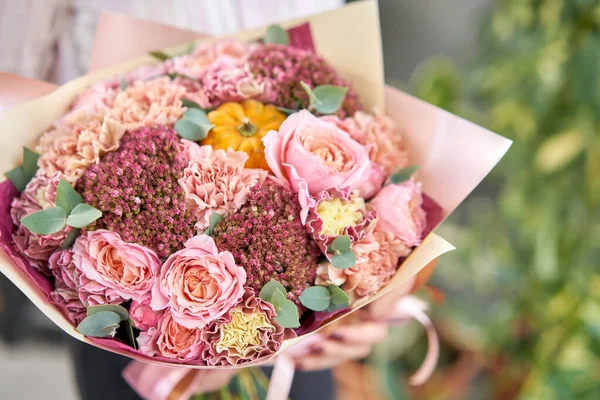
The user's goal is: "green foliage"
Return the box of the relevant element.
[175,108,214,141]
[378,1,600,397]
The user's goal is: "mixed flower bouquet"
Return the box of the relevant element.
[0,2,511,398]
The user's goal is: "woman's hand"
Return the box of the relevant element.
[287,320,388,371]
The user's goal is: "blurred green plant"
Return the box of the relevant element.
[374,0,600,398]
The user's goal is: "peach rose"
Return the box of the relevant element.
[72,230,161,303]
[370,180,427,247]
[151,235,246,329]
[263,110,371,198]
[178,143,267,232]
[137,312,205,362]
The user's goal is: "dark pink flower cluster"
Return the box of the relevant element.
[212,181,320,304]
[76,125,194,258]
[248,44,362,117]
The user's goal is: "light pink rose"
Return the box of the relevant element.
[355,161,386,199]
[178,143,267,232]
[11,173,72,273]
[321,111,408,175]
[130,299,162,332]
[263,110,371,198]
[370,180,427,247]
[151,235,246,329]
[72,230,161,303]
[137,312,205,362]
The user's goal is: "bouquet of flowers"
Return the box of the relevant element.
[0,2,511,398]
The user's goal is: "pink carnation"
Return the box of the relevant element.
[321,112,408,175]
[11,173,72,273]
[305,188,377,256]
[48,250,86,324]
[137,312,205,362]
[370,180,427,247]
[108,76,186,131]
[316,230,410,299]
[151,235,246,329]
[130,299,162,332]
[72,230,161,303]
[37,105,126,183]
[201,287,284,366]
[178,143,267,232]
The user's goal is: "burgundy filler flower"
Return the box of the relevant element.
[77,125,195,258]
[247,44,362,118]
[212,181,320,304]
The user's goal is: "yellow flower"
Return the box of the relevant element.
[316,195,366,237]
[203,100,286,170]
[216,308,275,358]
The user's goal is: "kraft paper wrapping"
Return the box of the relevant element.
[0,0,510,368]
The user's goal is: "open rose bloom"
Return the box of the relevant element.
[0,1,511,398]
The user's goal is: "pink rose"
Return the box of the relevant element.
[178,143,267,232]
[355,161,386,199]
[73,230,161,303]
[263,110,371,197]
[130,299,162,332]
[151,235,246,329]
[137,312,205,362]
[11,173,72,273]
[369,180,427,247]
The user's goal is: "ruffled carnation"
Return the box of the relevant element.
[248,44,362,117]
[178,143,267,232]
[37,105,126,183]
[108,76,186,131]
[212,182,320,304]
[317,229,410,299]
[11,173,72,273]
[77,125,195,258]
[151,235,246,329]
[370,180,427,247]
[201,287,284,366]
[305,188,377,256]
[72,230,161,303]
[137,312,205,362]
[48,249,87,324]
[321,111,408,175]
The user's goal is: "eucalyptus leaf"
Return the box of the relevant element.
[60,228,80,250]
[185,41,196,55]
[311,85,348,114]
[263,24,289,45]
[271,290,300,328]
[66,203,102,228]
[175,108,214,141]
[55,179,83,214]
[275,106,298,116]
[149,50,170,61]
[21,207,67,235]
[125,319,137,350]
[329,235,351,254]
[299,81,319,104]
[22,147,39,179]
[299,286,331,311]
[259,280,287,303]
[331,251,356,270]
[327,285,350,309]
[76,311,121,337]
[182,98,201,109]
[87,304,129,321]
[204,212,224,236]
[184,108,211,125]
[389,165,420,184]
[5,167,26,192]
[120,78,127,91]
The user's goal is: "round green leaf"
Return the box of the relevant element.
[259,280,287,303]
[331,251,357,270]
[389,165,420,185]
[87,304,129,321]
[149,50,170,61]
[55,179,84,214]
[22,147,40,179]
[182,98,201,109]
[329,236,351,254]
[21,207,67,235]
[76,311,121,338]
[204,212,224,236]
[328,285,350,308]
[5,167,26,192]
[66,203,102,228]
[299,286,331,312]
[312,85,348,114]
[271,291,300,328]
[263,24,289,45]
